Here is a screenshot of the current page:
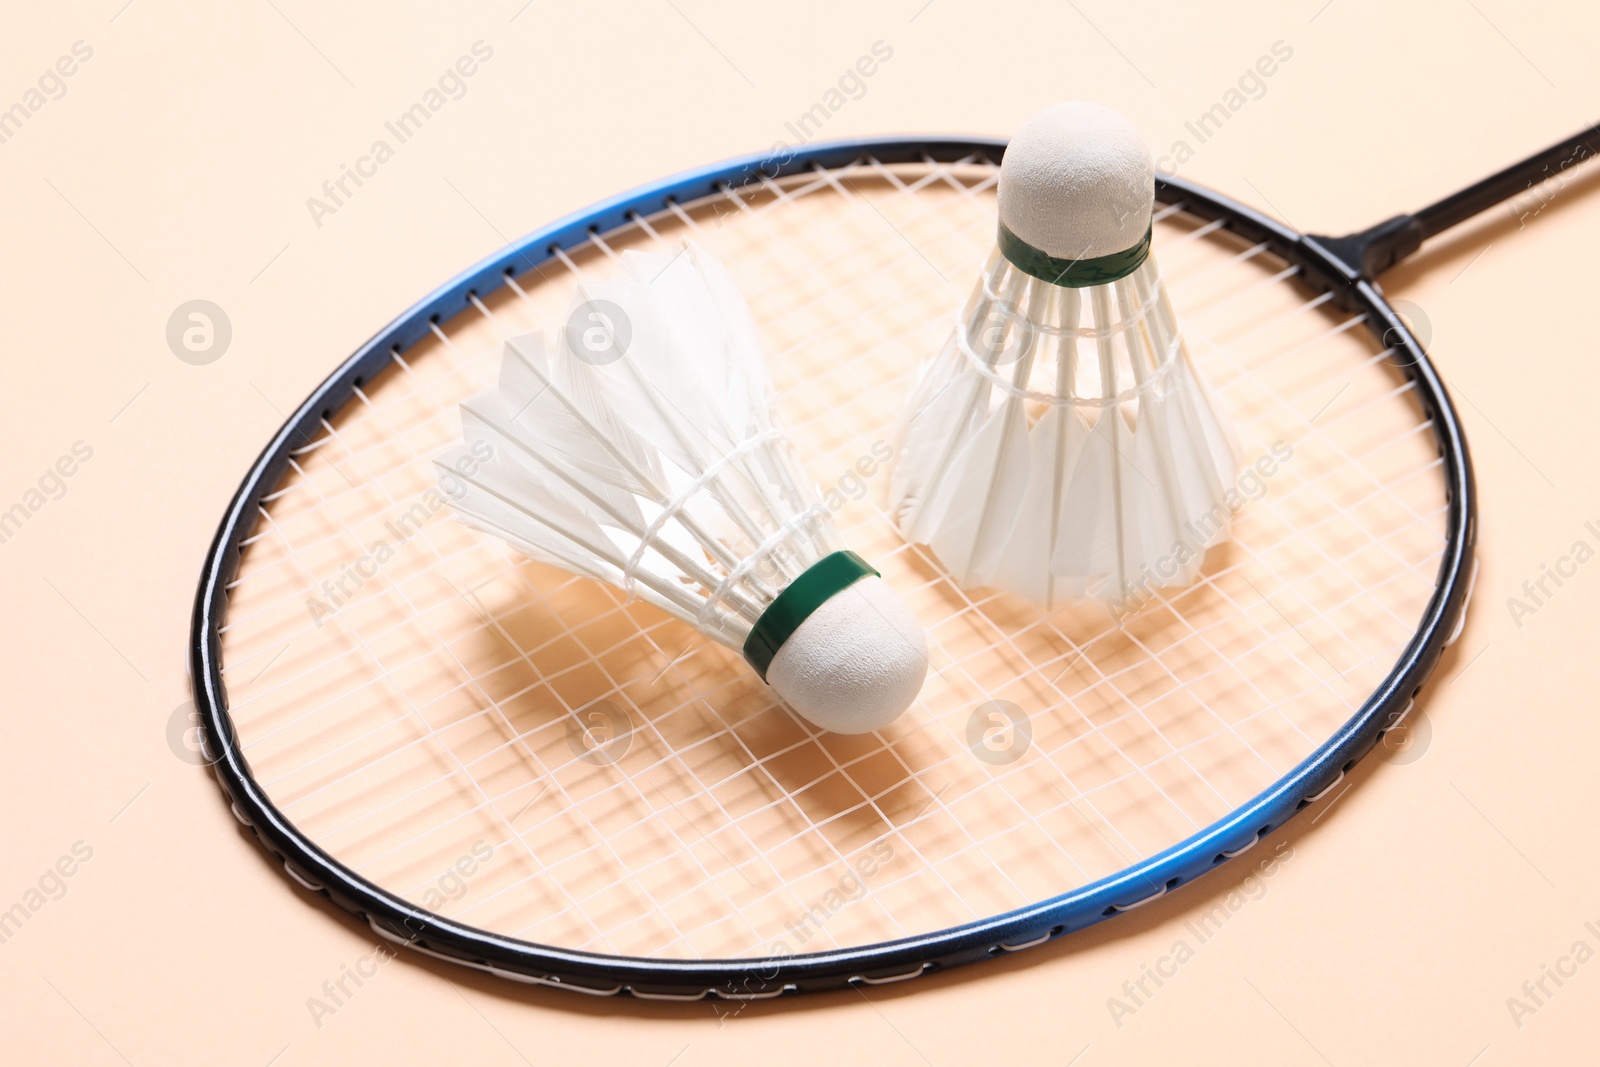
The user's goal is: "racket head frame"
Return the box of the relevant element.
[189,136,1476,998]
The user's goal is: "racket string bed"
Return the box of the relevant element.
[190,127,1506,990]
[249,199,1363,921]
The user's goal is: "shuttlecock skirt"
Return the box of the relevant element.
[892,248,1241,608]
[438,245,927,733]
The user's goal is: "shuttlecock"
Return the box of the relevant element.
[436,244,927,734]
[891,101,1240,609]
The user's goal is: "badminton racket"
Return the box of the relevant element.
[191,123,1592,997]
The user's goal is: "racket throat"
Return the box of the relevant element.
[1304,213,1426,283]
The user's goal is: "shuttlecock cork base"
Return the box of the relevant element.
[744,553,927,735]
[998,100,1156,271]
[439,244,927,735]
[891,102,1241,609]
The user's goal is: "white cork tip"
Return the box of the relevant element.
[998,101,1155,260]
[767,577,928,735]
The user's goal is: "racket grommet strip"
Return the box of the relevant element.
[848,963,930,986]
[996,930,1054,952]
[1304,770,1347,804]
[1109,882,1170,913]
[1447,556,1479,647]
[1383,699,1418,733]
[710,984,796,1000]
[1219,834,1261,860]
[282,860,323,893]
[629,987,710,1002]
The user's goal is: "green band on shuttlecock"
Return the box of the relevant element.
[742,550,878,682]
[997,221,1152,288]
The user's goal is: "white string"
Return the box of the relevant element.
[620,429,782,598]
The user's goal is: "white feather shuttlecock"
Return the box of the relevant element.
[891,101,1241,609]
[436,244,927,734]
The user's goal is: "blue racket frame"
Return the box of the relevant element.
[190,136,1476,998]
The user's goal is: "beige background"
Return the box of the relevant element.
[2,0,1598,1063]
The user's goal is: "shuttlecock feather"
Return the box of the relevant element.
[437,244,927,734]
[892,101,1241,609]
